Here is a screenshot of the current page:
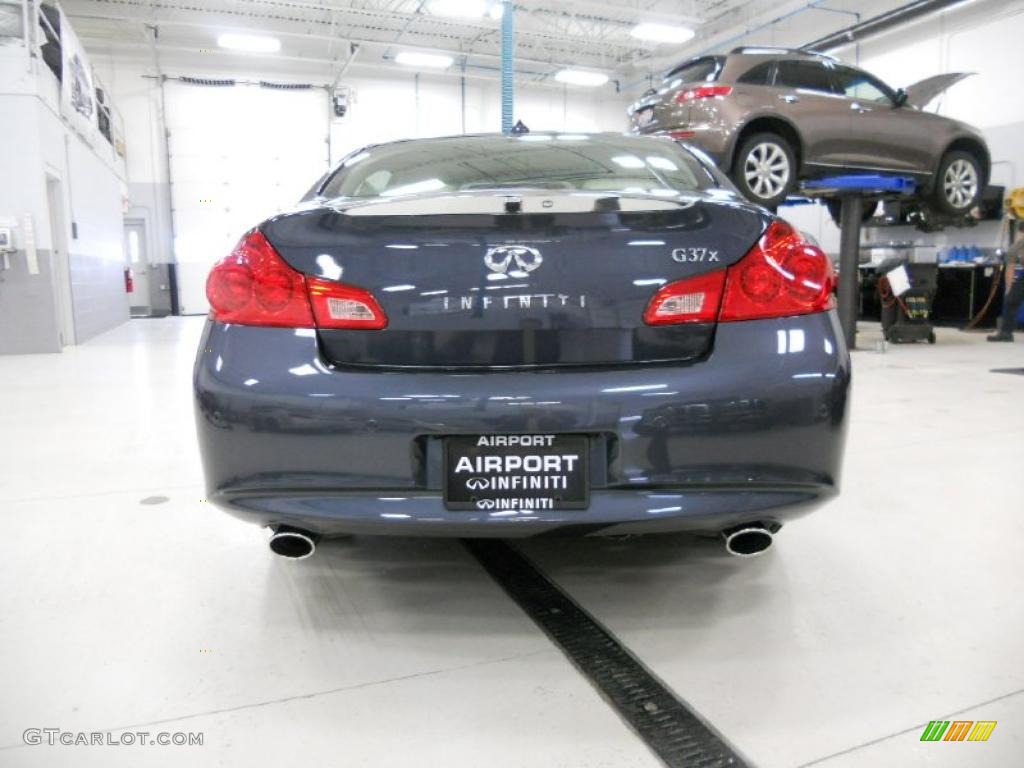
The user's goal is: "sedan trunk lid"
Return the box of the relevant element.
[261,191,769,369]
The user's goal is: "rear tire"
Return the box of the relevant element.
[825,198,879,228]
[931,150,982,215]
[731,132,796,210]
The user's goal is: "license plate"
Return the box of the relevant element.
[444,434,589,512]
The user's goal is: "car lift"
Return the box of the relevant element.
[797,175,918,350]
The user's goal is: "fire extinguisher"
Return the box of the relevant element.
[124,267,134,293]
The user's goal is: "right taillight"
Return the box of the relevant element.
[719,220,836,322]
[206,229,388,330]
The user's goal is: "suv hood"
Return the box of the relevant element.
[904,72,973,109]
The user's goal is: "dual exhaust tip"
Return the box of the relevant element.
[722,524,774,557]
[269,526,318,560]
[268,523,774,559]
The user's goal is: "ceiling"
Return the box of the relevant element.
[62,0,917,84]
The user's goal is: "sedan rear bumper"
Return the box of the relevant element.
[194,312,850,537]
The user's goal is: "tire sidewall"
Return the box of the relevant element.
[732,133,796,209]
[932,150,982,215]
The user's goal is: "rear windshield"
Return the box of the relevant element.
[317,135,716,200]
[663,56,724,84]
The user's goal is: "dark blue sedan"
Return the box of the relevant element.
[194,133,849,559]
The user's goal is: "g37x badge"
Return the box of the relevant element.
[672,247,719,263]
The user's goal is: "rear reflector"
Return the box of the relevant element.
[674,85,733,103]
[643,220,835,326]
[207,229,388,330]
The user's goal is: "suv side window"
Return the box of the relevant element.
[831,65,895,104]
[664,56,725,84]
[737,61,775,86]
[774,60,839,94]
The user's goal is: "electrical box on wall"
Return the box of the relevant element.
[332,86,354,118]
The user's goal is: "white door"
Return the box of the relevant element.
[45,175,75,346]
[164,82,330,314]
[123,219,151,315]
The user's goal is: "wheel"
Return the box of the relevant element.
[825,198,878,228]
[928,331,936,344]
[931,150,982,215]
[731,132,796,209]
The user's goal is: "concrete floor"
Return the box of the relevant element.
[0,317,1021,767]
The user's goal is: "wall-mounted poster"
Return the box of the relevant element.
[58,4,97,138]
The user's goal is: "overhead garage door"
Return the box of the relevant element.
[165,81,329,314]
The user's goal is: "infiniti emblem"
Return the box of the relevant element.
[484,245,543,278]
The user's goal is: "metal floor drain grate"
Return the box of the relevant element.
[464,539,750,768]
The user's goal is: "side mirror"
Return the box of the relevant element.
[894,88,908,108]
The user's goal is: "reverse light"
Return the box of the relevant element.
[674,85,733,103]
[643,271,726,325]
[308,279,388,330]
[206,230,388,330]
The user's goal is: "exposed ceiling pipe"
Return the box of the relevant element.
[501,0,514,133]
[802,0,978,52]
[331,43,360,89]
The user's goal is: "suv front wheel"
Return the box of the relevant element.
[732,132,796,209]
[932,150,982,215]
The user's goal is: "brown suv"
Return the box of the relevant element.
[629,48,989,215]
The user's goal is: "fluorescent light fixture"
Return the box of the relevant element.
[395,51,454,69]
[217,33,281,53]
[429,0,489,17]
[630,23,695,44]
[554,69,609,87]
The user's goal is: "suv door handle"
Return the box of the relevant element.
[779,94,800,104]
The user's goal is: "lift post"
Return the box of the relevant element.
[799,175,917,350]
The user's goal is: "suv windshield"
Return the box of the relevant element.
[317,135,715,199]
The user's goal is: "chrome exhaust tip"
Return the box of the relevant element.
[722,524,774,557]
[269,526,318,560]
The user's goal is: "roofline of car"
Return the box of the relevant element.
[661,47,839,81]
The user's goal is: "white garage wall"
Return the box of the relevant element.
[92,55,632,313]
[784,0,1024,254]
[164,82,330,314]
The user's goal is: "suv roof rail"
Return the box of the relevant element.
[729,46,837,61]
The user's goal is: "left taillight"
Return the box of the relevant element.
[206,229,388,330]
